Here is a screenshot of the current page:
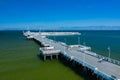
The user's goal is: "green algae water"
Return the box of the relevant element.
[0,31,84,80]
[0,31,120,80]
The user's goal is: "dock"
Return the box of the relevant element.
[24,31,120,80]
[39,46,60,60]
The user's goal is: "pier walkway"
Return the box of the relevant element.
[24,31,120,80]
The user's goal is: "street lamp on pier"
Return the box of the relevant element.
[107,46,111,58]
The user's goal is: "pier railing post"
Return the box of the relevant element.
[44,55,46,61]
[50,55,53,60]
[56,55,58,60]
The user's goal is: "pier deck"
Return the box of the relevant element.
[34,35,120,80]
[24,31,120,80]
[39,47,60,60]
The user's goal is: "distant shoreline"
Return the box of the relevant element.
[1,29,120,32]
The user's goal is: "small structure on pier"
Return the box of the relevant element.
[69,45,91,50]
[39,46,60,60]
[41,42,50,47]
[27,35,34,39]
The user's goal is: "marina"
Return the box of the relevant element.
[24,31,120,80]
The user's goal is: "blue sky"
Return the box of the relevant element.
[0,0,120,30]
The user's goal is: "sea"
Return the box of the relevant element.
[0,30,120,80]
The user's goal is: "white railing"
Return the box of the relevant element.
[96,54,120,66]
[74,57,115,80]
[60,52,116,80]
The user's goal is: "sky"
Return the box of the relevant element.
[0,0,120,30]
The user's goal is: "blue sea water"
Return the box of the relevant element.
[47,30,120,61]
[0,30,120,80]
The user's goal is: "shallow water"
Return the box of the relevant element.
[0,31,84,80]
[0,30,120,80]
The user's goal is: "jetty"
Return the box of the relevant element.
[23,31,120,80]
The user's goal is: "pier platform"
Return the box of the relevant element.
[24,31,120,80]
[39,47,60,60]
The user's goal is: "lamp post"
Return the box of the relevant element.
[108,46,111,58]
[39,27,41,35]
[78,37,80,45]
[83,42,86,66]
[54,29,56,41]
[54,36,55,41]
[83,42,86,46]
[64,38,66,50]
